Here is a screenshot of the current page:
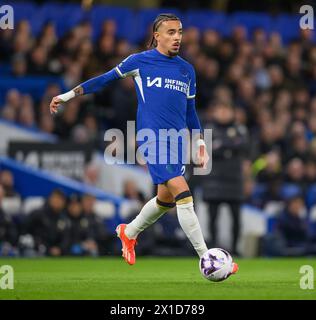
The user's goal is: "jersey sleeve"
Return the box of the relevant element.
[187,64,196,99]
[186,98,202,136]
[186,64,201,135]
[80,69,120,94]
[115,54,140,78]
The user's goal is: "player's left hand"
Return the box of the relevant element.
[196,144,209,169]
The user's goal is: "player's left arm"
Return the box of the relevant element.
[49,69,120,114]
[186,65,209,168]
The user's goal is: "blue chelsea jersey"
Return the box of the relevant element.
[114,49,196,136]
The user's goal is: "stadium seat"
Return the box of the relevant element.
[22,196,45,215]
[44,3,85,37]
[280,183,302,201]
[306,184,316,208]
[185,10,227,33]
[93,200,115,219]
[264,201,284,218]
[119,199,142,219]
[308,206,316,239]
[4,3,308,47]
[250,183,267,207]
[310,206,316,222]
[1,196,22,216]
[0,64,12,77]
[228,11,273,39]
[6,2,36,24]
[272,14,301,44]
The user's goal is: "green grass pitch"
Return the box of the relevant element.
[0,257,315,300]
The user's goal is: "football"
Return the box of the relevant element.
[199,248,237,282]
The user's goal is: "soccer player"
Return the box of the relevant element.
[49,13,238,275]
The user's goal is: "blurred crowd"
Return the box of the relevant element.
[2,16,316,256]
[0,169,117,257]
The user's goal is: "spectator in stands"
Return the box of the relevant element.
[196,57,219,108]
[38,22,58,51]
[73,113,99,147]
[54,99,81,138]
[25,189,67,256]
[39,113,56,134]
[18,94,36,128]
[285,129,309,163]
[284,158,306,192]
[276,194,309,255]
[71,125,91,144]
[63,62,82,89]
[11,54,28,77]
[2,89,21,114]
[16,20,33,45]
[42,83,62,105]
[27,45,50,75]
[0,170,19,198]
[1,106,16,122]
[96,34,116,68]
[101,20,117,38]
[200,100,248,254]
[307,113,316,141]
[12,20,33,60]
[251,150,284,209]
[305,159,316,188]
[123,180,146,203]
[0,185,18,256]
[115,39,132,60]
[84,163,101,186]
[309,139,316,162]
[111,78,137,135]
[81,193,115,255]
[65,194,98,256]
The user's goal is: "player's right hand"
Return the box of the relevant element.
[196,144,210,169]
[49,96,63,114]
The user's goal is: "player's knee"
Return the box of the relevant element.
[156,197,176,211]
[175,190,193,205]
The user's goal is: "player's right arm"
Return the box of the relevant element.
[186,64,209,169]
[50,54,140,114]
